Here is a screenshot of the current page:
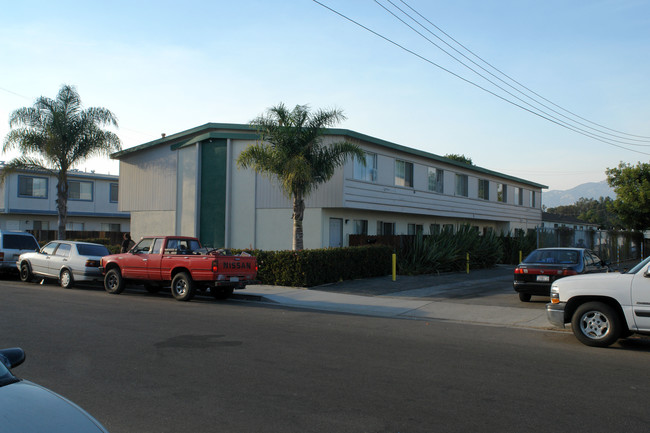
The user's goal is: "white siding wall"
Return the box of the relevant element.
[119,145,177,212]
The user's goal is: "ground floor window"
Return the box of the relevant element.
[377,221,395,235]
[352,219,368,235]
[408,224,423,235]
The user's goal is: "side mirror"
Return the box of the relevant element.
[0,348,26,369]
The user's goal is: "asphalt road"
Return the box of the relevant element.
[2,278,650,433]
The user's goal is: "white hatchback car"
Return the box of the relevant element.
[18,241,110,288]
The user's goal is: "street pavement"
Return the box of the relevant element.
[235,264,561,331]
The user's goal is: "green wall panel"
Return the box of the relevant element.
[200,140,227,248]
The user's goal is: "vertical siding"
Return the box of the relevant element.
[118,145,177,212]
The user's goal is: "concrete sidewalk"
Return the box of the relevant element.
[234,265,560,331]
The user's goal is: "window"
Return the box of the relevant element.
[69,180,93,201]
[352,220,368,235]
[101,223,121,232]
[530,191,536,208]
[455,174,468,197]
[497,184,507,203]
[110,183,119,202]
[443,224,455,233]
[408,224,423,235]
[66,222,84,231]
[41,242,58,255]
[427,168,444,193]
[18,176,48,198]
[33,221,49,231]
[55,243,71,258]
[514,187,523,205]
[478,179,489,200]
[430,224,441,235]
[353,152,377,182]
[395,160,413,187]
[377,221,395,235]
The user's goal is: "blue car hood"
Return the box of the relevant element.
[0,380,108,432]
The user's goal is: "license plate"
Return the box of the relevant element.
[536,275,550,282]
[231,277,239,282]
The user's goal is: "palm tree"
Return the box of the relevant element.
[237,103,365,250]
[2,84,122,239]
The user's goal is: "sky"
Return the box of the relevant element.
[1,0,649,192]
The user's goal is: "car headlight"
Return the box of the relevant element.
[550,285,560,304]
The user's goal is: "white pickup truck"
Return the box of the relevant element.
[546,256,650,347]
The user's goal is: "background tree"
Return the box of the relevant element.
[2,85,121,239]
[237,103,365,250]
[546,197,621,229]
[606,161,650,230]
[445,154,473,165]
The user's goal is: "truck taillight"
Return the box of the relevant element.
[85,260,100,267]
[212,260,218,272]
[0,252,4,262]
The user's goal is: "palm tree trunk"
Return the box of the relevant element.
[292,195,305,251]
[56,171,69,240]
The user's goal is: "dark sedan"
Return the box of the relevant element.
[513,247,609,302]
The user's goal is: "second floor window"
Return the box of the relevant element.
[353,152,377,182]
[514,187,523,205]
[395,160,413,187]
[478,179,489,200]
[110,183,119,202]
[497,183,507,202]
[530,191,536,207]
[69,180,93,201]
[18,176,48,198]
[455,174,468,197]
[428,167,444,193]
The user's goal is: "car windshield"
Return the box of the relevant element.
[3,234,38,250]
[627,256,650,274]
[523,249,579,265]
[77,244,110,256]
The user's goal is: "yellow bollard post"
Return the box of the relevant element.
[392,253,397,281]
[466,252,470,274]
[519,250,522,263]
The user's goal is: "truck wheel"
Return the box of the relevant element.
[171,272,195,301]
[518,292,531,302]
[60,269,74,289]
[20,262,33,283]
[571,302,621,347]
[211,287,234,300]
[104,268,125,294]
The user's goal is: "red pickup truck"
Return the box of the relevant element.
[100,236,258,301]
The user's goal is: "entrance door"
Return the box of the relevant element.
[329,218,343,248]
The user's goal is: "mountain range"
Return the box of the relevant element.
[542,180,615,209]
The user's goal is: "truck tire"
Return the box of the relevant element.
[20,262,33,283]
[104,268,125,294]
[171,272,195,301]
[211,287,234,300]
[571,301,621,347]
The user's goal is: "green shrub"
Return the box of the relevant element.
[236,246,392,287]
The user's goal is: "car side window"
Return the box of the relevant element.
[55,243,71,258]
[41,242,58,255]
[151,238,164,255]
[132,238,154,254]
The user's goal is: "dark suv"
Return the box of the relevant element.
[0,231,39,274]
